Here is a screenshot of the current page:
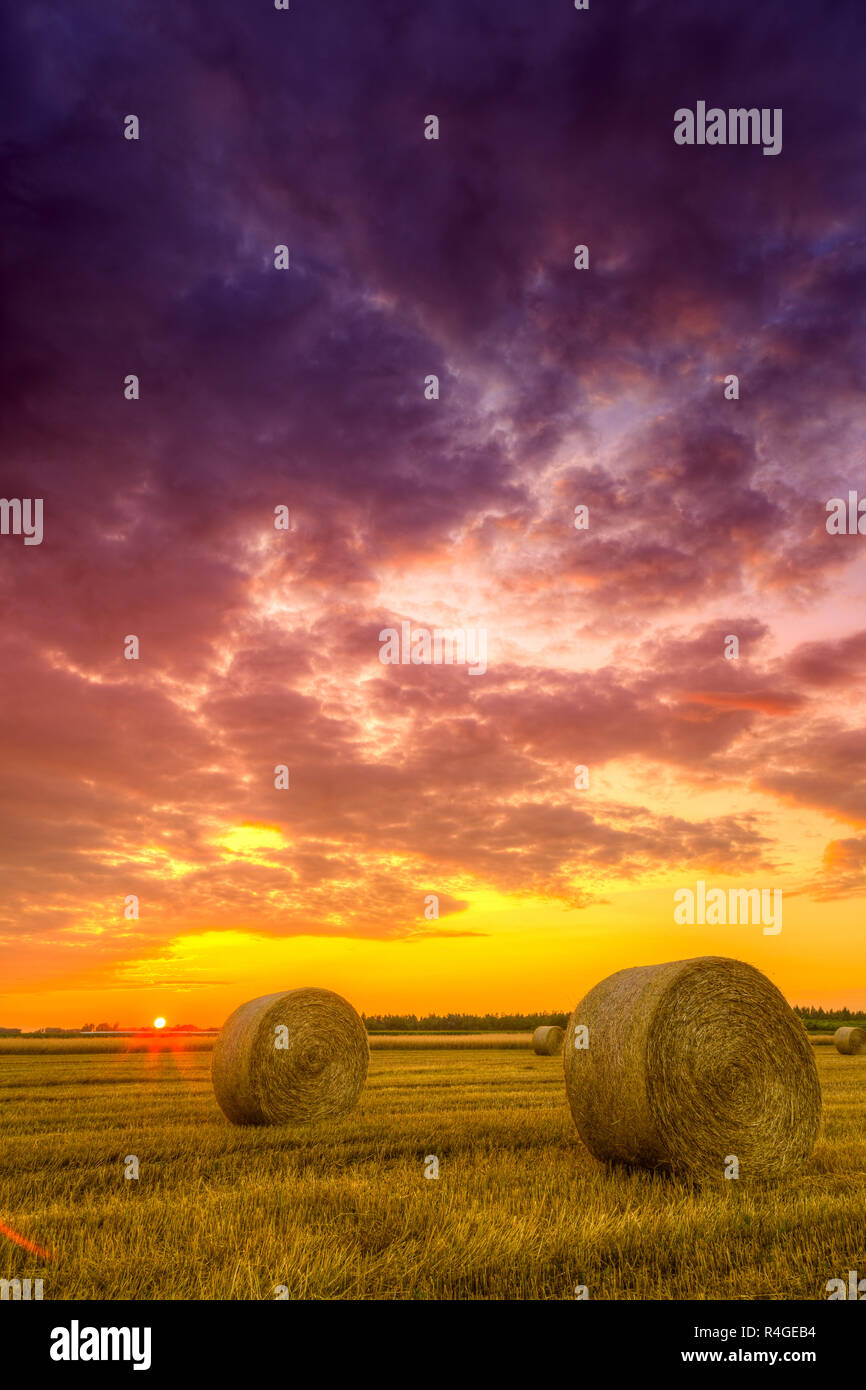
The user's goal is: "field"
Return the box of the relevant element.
[1,1039,864,1300]
[0,1033,530,1055]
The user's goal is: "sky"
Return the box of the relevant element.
[1,0,865,1028]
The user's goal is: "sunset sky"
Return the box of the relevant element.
[2,0,865,1028]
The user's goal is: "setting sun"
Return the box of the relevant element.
[153,1017,166,1030]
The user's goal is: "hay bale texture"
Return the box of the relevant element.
[212,988,369,1125]
[834,1026,866,1055]
[563,956,821,1180]
[532,1025,564,1055]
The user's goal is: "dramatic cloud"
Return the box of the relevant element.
[1,0,864,1014]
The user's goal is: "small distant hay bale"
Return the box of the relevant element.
[834,1026,866,1055]
[563,956,821,1181]
[532,1025,564,1055]
[212,988,369,1125]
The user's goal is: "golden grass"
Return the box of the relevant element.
[1,1045,864,1299]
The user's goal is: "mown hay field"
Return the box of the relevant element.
[0,1033,530,1055]
[1,1041,864,1299]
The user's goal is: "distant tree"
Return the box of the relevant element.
[363,1010,570,1033]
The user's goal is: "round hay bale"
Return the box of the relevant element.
[212,988,369,1125]
[834,1026,866,1055]
[532,1025,564,1056]
[563,956,821,1180]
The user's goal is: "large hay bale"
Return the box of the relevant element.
[563,956,821,1180]
[212,988,369,1125]
[532,1025,564,1055]
[834,1026,866,1055]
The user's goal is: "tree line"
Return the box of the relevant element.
[3,1005,862,1037]
[363,1006,866,1033]
[362,1011,571,1032]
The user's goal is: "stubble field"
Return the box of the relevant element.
[1,1039,864,1300]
